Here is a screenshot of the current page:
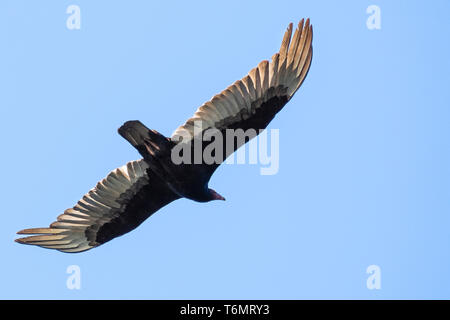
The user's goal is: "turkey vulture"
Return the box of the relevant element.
[16,19,313,253]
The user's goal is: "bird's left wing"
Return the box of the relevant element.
[15,159,180,253]
[171,19,313,176]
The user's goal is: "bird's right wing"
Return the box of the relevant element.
[171,19,313,177]
[15,159,180,253]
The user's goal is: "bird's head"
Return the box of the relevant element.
[208,188,226,202]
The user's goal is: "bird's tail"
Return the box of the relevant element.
[118,120,172,161]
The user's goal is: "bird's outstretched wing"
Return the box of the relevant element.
[171,19,313,176]
[15,160,179,253]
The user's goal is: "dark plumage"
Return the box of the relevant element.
[16,19,313,252]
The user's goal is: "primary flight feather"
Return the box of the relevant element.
[16,19,313,253]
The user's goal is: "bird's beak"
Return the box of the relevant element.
[210,189,226,201]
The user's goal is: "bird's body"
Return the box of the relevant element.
[16,19,313,252]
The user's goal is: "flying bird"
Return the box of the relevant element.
[16,19,313,252]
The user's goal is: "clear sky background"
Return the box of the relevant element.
[1,0,449,299]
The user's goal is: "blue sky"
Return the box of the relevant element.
[1,0,449,299]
